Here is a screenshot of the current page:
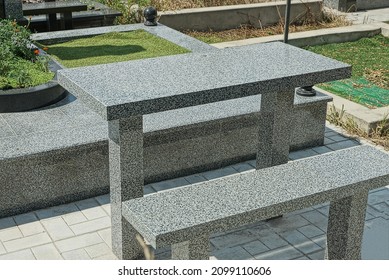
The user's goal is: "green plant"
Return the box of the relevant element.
[0,19,54,90]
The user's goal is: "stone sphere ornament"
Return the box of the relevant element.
[296,85,317,96]
[144,6,158,26]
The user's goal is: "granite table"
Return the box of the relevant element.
[57,41,351,258]
[23,1,88,31]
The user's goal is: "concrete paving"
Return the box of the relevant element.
[0,122,388,260]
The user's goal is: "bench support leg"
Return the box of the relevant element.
[171,235,210,260]
[109,116,144,259]
[60,12,73,30]
[257,90,294,169]
[326,190,369,259]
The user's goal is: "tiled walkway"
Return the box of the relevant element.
[0,123,388,260]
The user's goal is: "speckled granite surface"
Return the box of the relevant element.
[122,146,389,253]
[58,41,350,120]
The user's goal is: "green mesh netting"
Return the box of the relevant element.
[319,77,389,108]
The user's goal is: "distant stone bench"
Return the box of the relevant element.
[23,1,88,31]
[122,145,389,259]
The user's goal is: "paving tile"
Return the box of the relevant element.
[0,242,6,255]
[62,211,88,226]
[55,232,103,253]
[93,252,118,260]
[287,207,315,215]
[324,131,340,137]
[85,242,112,258]
[289,149,318,160]
[315,205,329,217]
[98,228,112,248]
[210,229,258,249]
[3,232,52,252]
[362,217,389,260]
[151,177,191,192]
[368,189,389,205]
[0,217,16,230]
[246,159,256,168]
[70,216,111,235]
[32,243,63,260]
[266,214,310,233]
[144,185,156,195]
[258,233,289,250]
[13,212,38,225]
[308,249,325,260]
[294,256,310,260]
[95,195,110,206]
[231,162,254,173]
[0,249,36,260]
[327,134,351,142]
[310,235,327,249]
[213,246,253,260]
[241,240,269,255]
[41,217,75,241]
[62,248,91,260]
[279,229,311,244]
[323,137,335,145]
[311,146,332,154]
[0,227,23,242]
[13,213,45,237]
[35,203,80,220]
[201,166,238,181]
[75,199,107,220]
[184,174,207,184]
[297,224,325,239]
[293,240,322,255]
[101,204,111,217]
[254,245,303,260]
[301,210,328,231]
[326,140,360,151]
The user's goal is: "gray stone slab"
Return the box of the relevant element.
[41,217,75,241]
[297,224,325,238]
[31,243,63,260]
[58,42,350,120]
[85,242,113,259]
[122,145,389,249]
[0,249,36,260]
[62,248,91,260]
[213,245,253,260]
[241,240,269,255]
[3,232,52,252]
[70,216,111,235]
[55,232,103,253]
[0,227,23,242]
[0,217,16,230]
[254,245,303,260]
[362,217,389,260]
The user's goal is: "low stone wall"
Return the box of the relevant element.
[159,0,322,31]
[356,0,389,10]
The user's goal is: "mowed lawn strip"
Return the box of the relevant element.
[44,30,190,68]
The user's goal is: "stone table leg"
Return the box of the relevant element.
[60,12,73,30]
[46,13,58,31]
[171,234,210,260]
[109,116,144,259]
[326,190,369,259]
[256,90,295,169]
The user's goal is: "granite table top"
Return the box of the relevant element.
[58,41,351,120]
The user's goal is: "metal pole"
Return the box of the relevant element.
[283,0,292,43]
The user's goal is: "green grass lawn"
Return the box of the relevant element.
[305,35,389,108]
[43,30,190,68]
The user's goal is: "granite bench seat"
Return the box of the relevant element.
[122,145,389,260]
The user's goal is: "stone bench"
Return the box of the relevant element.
[23,1,88,31]
[122,145,389,259]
